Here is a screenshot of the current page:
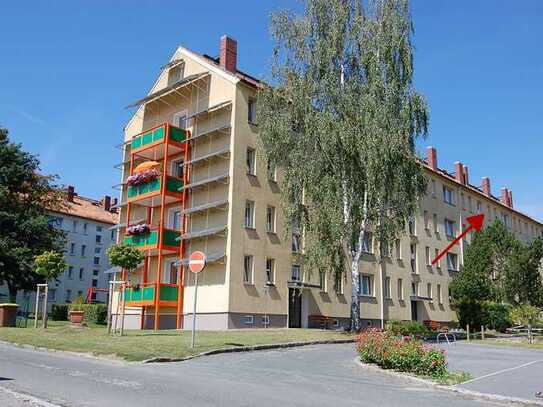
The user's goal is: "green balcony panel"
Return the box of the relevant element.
[131,126,166,150]
[143,286,155,301]
[163,229,181,246]
[127,178,161,198]
[123,230,158,247]
[169,127,186,143]
[159,285,178,301]
[166,177,183,194]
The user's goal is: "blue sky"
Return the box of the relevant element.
[1,1,542,221]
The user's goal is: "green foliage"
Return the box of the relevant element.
[0,127,65,302]
[455,300,485,330]
[69,296,85,312]
[510,304,541,327]
[482,301,512,332]
[385,320,430,337]
[258,0,429,330]
[107,244,143,272]
[506,238,543,307]
[81,304,108,325]
[34,251,66,281]
[51,304,69,321]
[357,329,447,378]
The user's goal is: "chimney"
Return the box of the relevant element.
[427,146,438,170]
[112,197,118,207]
[103,195,111,212]
[508,190,513,208]
[463,165,470,185]
[220,35,237,73]
[482,177,491,197]
[67,185,75,202]
[454,162,465,184]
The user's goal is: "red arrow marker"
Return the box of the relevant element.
[431,214,485,265]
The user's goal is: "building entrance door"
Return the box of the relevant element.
[411,300,418,321]
[288,288,302,328]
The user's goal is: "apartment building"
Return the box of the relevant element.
[112,35,543,330]
[0,186,119,312]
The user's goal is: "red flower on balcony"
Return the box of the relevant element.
[127,169,159,186]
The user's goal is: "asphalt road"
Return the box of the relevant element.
[0,341,497,407]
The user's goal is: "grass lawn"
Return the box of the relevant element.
[0,321,353,362]
[468,338,543,351]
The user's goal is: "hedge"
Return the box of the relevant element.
[67,303,108,325]
[384,320,431,338]
[51,304,69,321]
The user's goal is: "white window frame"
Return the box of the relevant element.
[243,255,253,284]
[244,200,255,229]
[291,264,301,281]
[445,219,456,238]
[266,206,276,233]
[168,207,182,230]
[384,277,391,299]
[170,158,184,179]
[246,147,256,175]
[398,278,404,300]
[248,97,257,124]
[163,260,179,284]
[425,246,431,266]
[446,252,458,271]
[265,258,275,285]
[360,274,373,297]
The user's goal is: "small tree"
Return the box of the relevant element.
[506,238,543,307]
[107,244,143,274]
[34,250,66,281]
[510,304,541,344]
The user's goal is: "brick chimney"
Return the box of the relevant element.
[482,177,491,197]
[427,147,438,170]
[103,195,111,212]
[67,185,75,202]
[500,188,510,207]
[112,197,118,207]
[220,35,237,73]
[508,190,513,208]
[463,165,469,185]
[454,162,465,184]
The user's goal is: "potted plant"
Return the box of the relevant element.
[68,296,85,325]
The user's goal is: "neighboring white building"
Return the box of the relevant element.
[0,185,119,313]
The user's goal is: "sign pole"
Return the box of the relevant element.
[191,272,199,348]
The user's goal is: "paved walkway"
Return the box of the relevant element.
[442,342,543,402]
[0,342,495,407]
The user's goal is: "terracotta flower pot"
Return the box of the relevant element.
[68,310,84,325]
[0,304,18,327]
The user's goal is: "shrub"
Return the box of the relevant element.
[51,304,69,321]
[69,296,85,312]
[482,301,512,332]
[81,304,108,325]
[357,329,447,378]
[385,320,430,338]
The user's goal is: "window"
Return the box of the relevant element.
[381,240,391,258]
[72,220,78,233]
[94,247,101,254]
[173,110,187,129]
[96,226,103,232]
[427,283,432,301]
[360,275,373,296]
[265,258,275,285]
[444,219,456,238]
[65,289,72,303]
[476,201,482,213]
[79,268,84,280]
[93,257,100,265]
[425,246,431,266]
[398,279,404,300]
[92,279,98,288]
[244,200,255,228]
[49,289,56,302]
[243,255,253,284]
[410,244,417,273]
[335,272,343,295]
[468,196,473,212]
[461,193,465,210]
[96,235,102,244]
[93,269,99,276]
[68,266,73,279]
[167,64,184,86]
[443,185,454,205]
[437,284,443,304]
[292,233,301,253]
[83,223,88,234]
[248,98,257,124]
[291,264,301,281]
[171,209,182,230]
[166,262,178,284]
[69,243,76,255]
[246,147,256,175]
[48,216,63,228]
[111,230,116,241]
[423,211,429,230]
[267,161,276,181]
[384,277,391,299]
[433,214,438,233]
[411,282,419,297]
[266,206,276,233]
[434,248,441,268]
[431,180,436,197]
[395,239,401,259]
[408,211,416,235]
[446,253,458,271]
[319,271,327,292]
[81,245,86,257]
[361,232,373,253]
[171,159,184,179]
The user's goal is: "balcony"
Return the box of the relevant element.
[130,123,188,159]
[124,283,179,307]
[126,175,183,206]
[123,227,181,254]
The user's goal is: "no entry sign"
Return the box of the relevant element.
[188,251,206,274]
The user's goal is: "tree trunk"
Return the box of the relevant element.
[8,284,17,303]
[350,258,361,332]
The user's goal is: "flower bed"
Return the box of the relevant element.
[356,328,447,379]
[126,169,159,186]
[126,223,150,235]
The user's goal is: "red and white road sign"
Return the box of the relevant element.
[188,251,206,274]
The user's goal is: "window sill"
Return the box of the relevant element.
[246,172,257,177]
[266,230,277,235]
[243,282,254,286]
[360,294,376,299]
[248,121,258,127]
[244,226,256,231]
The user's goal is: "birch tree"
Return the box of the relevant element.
[258,0,428,330]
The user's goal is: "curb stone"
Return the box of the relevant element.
[0,385,63,407]
[142,338,355,363]
[355,358,543,407]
